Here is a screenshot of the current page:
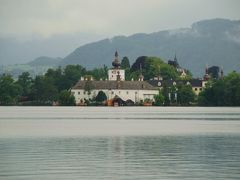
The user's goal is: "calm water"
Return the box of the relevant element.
[0,107,240,179]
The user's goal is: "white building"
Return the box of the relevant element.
[108,51,125,81]
[71,51,159,105]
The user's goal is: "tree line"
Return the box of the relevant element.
[0,56,239,106]
[198,71,240,106]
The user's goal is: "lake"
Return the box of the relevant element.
[0,107,240,179]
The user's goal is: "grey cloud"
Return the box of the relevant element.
[0,0,240,39]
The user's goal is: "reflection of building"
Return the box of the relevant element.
[71,51,158,105]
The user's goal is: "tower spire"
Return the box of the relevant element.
[174,53,177,62]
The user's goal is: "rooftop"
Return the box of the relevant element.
[72,80,158,90]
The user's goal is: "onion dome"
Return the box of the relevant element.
[112,51,121,68]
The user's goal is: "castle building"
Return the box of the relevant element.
[71,51,209,105]
[204,65,224,80]
[71,51,159,105]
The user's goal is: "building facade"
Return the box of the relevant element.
[71,51,159,105]
[71,51,208,105]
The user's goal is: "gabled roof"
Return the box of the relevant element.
[72,80,158,90]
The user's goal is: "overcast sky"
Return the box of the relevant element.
[0,0,240,41]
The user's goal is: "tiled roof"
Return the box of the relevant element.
[72,80,158,90]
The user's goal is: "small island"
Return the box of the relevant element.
[0,51,239,106]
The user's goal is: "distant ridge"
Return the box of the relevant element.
[60,18,240,77]
[28,56,62,66]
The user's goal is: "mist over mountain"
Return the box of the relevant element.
[0,33,105,65]
[27,56,62,66]
[60,19,240,77]
[1,18,240,77]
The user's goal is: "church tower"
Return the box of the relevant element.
[108,51,125,81]
[203,64,210,80]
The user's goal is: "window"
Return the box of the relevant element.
[119,91,121,94]
[126,91,129,94]
[112,91,114,95]
[78,91,80,95]
[84,91,86,95]
[195,88,198,91]
[135,91,137,94]
[157,82,161,86]
[200,88,202,91]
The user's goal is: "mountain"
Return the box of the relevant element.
[0,33,105,65]
[60,19,240,77]
[28,56,62,66]
[0,56,62,78]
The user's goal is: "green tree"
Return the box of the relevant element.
[161,82,171,106]
[0,74,21,105]
[58,90,75,106]
[121,57,130,69]
[45,67,63,91]
[31,76,58,104]
[89,65,108,80]
[16,72,32,97]
[131,56,179,80]
[177,84,195,105]
[224,72,240,106]
[198,72,240,106]
[63,65,86,89]
[95,91,107,102]
[154,90,165,106]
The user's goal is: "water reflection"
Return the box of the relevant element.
[0,107,240,179]
[0,135,240,180]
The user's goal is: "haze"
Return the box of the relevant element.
[0,0,240,65]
